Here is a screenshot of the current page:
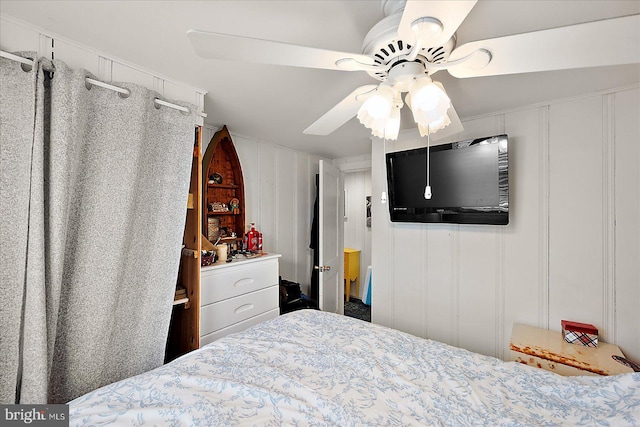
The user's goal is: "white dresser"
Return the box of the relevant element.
[200,254,281,346]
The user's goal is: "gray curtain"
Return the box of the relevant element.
[0,54,195,404]
[0,52,40,404]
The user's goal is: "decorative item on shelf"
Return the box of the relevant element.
[200,250,216,266]
[207,217,220,241]
[214,244,228,263]
[208,173,223,184]
[246,222,260,253]
[229,197,240,214]
[210,201,228,212]
[561,320,598,348]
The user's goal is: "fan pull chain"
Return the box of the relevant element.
[424,125,432,199]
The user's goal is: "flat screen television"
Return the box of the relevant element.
[385,134,508,225]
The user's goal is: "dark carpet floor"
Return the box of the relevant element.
[344,297,371,322]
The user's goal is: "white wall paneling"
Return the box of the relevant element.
[548,96,605,339]
[257,143,276,258]
[0,15,206,124]
[372,85,640,362]
[424,225,455,345]
[371,138,393,327]
[392,223,426,338]
[501,107,548,360]
[275,148,296,280]
[613,88,640,361]
[233,132,328,295]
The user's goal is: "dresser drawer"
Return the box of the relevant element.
[201,259,278,305]
[200,285,279,336]
[200,308,279,346]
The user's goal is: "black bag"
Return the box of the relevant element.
[279,277,319,314]
[280,278,302,304]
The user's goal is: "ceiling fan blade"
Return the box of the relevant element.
[397,0,477,47]
[448,14,640,78]
[187,29,376,71]
[304,85,378,135]
[430,104,464,142]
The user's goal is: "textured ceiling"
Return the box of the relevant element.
[1,0,639,159]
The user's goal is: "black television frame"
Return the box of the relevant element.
[385,134,509,225]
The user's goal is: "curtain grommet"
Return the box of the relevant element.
[20,60,33,73]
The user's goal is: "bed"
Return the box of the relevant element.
[69,310,640,426]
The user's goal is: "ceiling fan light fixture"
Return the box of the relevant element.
[417,113,451,136]
[357,84,396,131]
[409,77,451,131]
[377,98,402,140]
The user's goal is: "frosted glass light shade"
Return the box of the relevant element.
[357,85,395,132]
[409,77,451,132]
[371,102,401,140]
[417,113,451,136]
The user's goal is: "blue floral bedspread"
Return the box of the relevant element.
[69,310,640,426]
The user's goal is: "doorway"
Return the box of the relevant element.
[343,169,372,322]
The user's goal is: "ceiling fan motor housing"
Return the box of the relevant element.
[362,6,456,82]
[387,61,424,92]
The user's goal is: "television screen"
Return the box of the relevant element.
[385,134,508,225]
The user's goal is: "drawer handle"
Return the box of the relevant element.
[234,278,255,287]
[234,303,254,314]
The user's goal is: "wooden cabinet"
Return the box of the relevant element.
[509,323,633,376]
[202,126,245,245]
[200,254,281,346]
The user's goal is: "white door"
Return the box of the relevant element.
[318,160,344,314]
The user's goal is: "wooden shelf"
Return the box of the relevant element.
[202,125,245,243]
[166,126,202,363]
[207,211,240,215]
[220,237,242,243]
[207,183,239,189]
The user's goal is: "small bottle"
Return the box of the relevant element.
[247,223,258,252]
[258,232,263,254]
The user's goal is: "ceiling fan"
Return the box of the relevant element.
[188,0,639,141]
